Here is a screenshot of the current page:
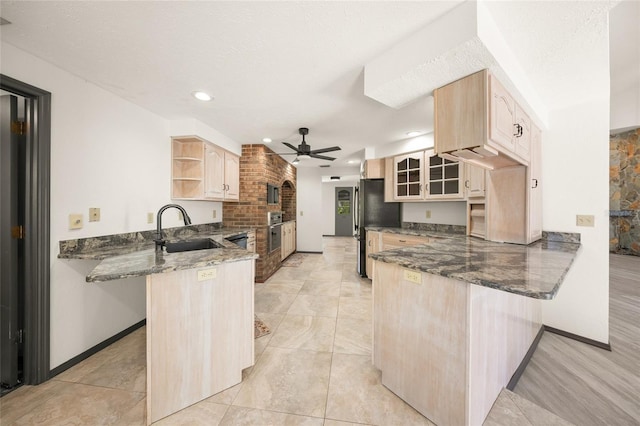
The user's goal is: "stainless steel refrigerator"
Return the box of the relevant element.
[354,179,401,277]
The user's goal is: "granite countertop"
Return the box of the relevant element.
[57,224,258,283]
[367,227,581,300]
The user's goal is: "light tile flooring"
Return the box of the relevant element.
[1,237,575,425]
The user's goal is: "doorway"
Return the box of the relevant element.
[0,74,51,389]
[335,187,353,236]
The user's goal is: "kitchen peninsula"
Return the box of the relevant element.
[59,224,258,425]
[367,227,580,426]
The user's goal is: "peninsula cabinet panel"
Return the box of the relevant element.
[485,166,527,244]
[146,260,254,424]
[527,124,542,242]
[373,261,541,426]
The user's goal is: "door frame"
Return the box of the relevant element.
[334,187,354,236]
[0,74,51,384]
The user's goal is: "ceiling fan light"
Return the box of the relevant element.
[262,138,272,143]
[298,154,310,160]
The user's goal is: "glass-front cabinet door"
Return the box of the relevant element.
[426,152,464,199]
[394,153,423,200]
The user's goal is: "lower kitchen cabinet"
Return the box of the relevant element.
[366,231,381,279]
[281,221,296,260]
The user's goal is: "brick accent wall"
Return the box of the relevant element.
[223,144,297,281]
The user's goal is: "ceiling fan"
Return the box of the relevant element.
[280,127,341,161]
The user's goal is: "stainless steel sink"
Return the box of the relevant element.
[165,238,223,253]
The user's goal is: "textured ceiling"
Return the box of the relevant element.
[0,1,625,167]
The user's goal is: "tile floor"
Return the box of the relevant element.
[0,237,563,425]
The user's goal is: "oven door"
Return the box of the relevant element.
[269,224,282,253]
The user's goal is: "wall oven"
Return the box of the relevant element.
[268,211,283,253]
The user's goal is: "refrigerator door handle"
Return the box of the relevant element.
[353,186,359,233]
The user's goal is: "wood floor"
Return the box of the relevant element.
[514,254,640,425]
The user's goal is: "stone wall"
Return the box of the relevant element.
[223,144,297,281]
[609,127,640,255]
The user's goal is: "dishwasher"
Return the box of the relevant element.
[225,233,248,249]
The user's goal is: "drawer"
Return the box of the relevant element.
[381,233,429,250]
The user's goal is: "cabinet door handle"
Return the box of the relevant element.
[399,239,406,243]
[514,123,523,137]
[465,180,470,189]
[532,178,538,189]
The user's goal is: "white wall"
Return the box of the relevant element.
[297,166,359,252]
[1,43,240,368]
[609,0,640,132]
[541,98,610,343]
[402,202,466,226]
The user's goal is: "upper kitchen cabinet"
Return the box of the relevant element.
[394,152,423,200]
[363,159,385,179]
[392,150,464,202]
[172,136,240,201]
[434,69,538,169]
[464,163,486,198]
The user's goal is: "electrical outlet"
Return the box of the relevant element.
[213,209,217,219]
[576,214,595,227]
[89,207,100,222]
[403,269,422,284]
[300,211,304,216]
[147,212,154,224]
[69,214,83,230]
[425,210,431,219]
[197,268,217,281]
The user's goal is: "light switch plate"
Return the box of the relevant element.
[576,214,595,227]
[69,214,83,230]
[425,210,431,219]
[147,212,154,224]
[89,207,100,222]
[213,209,217,219]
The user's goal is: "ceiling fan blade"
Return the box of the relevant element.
[282,142,300,152]
[310,146,341,154]
[265,152,298,155]
[309,153,336,161]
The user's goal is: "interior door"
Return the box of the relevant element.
[335,187,353,236]
[0,94,20,388]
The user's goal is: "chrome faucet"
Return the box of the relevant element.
[154,204,192,252]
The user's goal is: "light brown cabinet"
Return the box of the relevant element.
[392,150,464,202]
[464,163,486,198]
[172,136,240,201]
[366,231,381,280]
[527,124,542,242]
[281,221,296,260]
[434,69,533,169]
[381,233,429,249]
[363,159,385,179]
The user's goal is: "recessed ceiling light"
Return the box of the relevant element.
[262,138,272,143]
[406,131,421,137]
[348,160,359,164]
[192,91,212,101]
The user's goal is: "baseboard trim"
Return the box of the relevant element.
[295,251,322,254]
[544,325,611,351]
[507,325,545,391]
[49,319,146,378]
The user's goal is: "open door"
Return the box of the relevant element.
[0,94,22,389]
